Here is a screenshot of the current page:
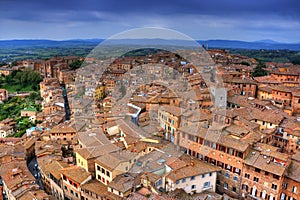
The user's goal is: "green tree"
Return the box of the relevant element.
[252,61,268,77]
[69,59,83,70]
[119,82,126,97]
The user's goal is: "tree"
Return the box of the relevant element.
[239,61,250,66]
[69,60,83,70]
[252,61,268,77]
[119,81,126,97]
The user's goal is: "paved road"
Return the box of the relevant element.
[27,157,44,190]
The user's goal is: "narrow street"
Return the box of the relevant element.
[27,157,44,190]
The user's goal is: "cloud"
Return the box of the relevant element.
[0,0,299,42]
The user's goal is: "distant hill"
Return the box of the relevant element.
[197,39,300,50]
[0,39,300,50]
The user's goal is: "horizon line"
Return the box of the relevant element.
[0,38,299,44]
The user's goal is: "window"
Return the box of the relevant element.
[203,181,210,188]
[212,142,217,149]
[97,165,100,171]
[64,186,68,191]
[191,176,195,181]
[202,174,206,178]
[224,183,228,189]
[232,187,236,192]
[280,193,286,200]
[237,152,243,158]
[272,184,277,190]
[226,164,232,170]
[225,173,230,178]
[209,172,212,177]
[233,176,238,182]
[282,182,288,189]
[242,184,248,191]
[234,168,240,174]
[191,185,196,190]
[255,168,261,173]
[218,171,222,175]
[156,179,162,186]
[106,171,110,177]
[175,180,179,184]
[245,173,250,179]
[273,174,280,180]
[182,178,186,183]
[254,177,259,182]
[265,171,269,176]
[292,186,297,193]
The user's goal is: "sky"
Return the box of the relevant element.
[0,0,300,43]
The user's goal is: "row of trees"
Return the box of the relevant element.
[1,69,42,91]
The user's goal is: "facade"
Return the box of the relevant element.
[158,105,182,142]
[95,151,138,186]
[0,125,14,138]
[50,122,77,142]
[0,68,13,76]
[61,166,92,200]
[21,107,37,117]
[224,77,257,97]
[0,89,8,102]
[241,143,289,200]
[165,159,218,194]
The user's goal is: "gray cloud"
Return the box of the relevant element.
[0,0,299,42]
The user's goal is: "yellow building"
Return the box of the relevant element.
[158,105,182,142]
[257,86,273,100]
[94,83,106,100]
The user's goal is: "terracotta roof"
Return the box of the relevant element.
[76,143,119,160]
[60,165,91,184]
[166,155,219,182]
[285,161,300,182]
[47,160,70,180]
[50,122,77,133]
[108,173,136,193]
[78,128,110,147]
[159,105,183,117]
[95,150,137,171]
[18,190,51,200]
[81,179,109,196]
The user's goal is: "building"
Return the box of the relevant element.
[158,105,183,142]
[224,77,257,97]
[80,180,112,200]
[75,143,118,176]
[61,165,92,200]
[175,122,261,198]
[165,156,219,194]
[95,151,138,185]
[50,122,77,142]
[0,67,13,76]
[241,143,289,200]
[0,160,46,200]
[21,107,37,117]
[257,86,273,101]
[282,160,300,200]
[0,89,8,102]
[0,125,14,138]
